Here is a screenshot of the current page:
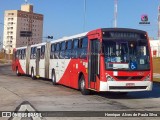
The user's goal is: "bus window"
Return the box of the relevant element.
[67,40,72,50]
[20,50,22,59]
[82,37,88,48]
[16,50,19,59]
[30,47,37,59]
[21,49,24,59]
[65,40,72,59]
[61,42,66,50]
[50,44,55,59]
[72,39,79,58]
[79,37,88,59]
[73,39,79,49]
[24,49,26,59]
[60,42,66,59]
[54,43,60,59]
[21,49,26,59]
[41,45,45,59]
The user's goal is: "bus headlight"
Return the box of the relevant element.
[144,75,150,81]
[106,76,115,81]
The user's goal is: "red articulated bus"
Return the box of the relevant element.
[12,28,153,95]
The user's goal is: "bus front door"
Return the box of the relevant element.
[88,39,100,90]
[36,48,40,77]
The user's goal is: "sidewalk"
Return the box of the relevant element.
[0,60,11,66]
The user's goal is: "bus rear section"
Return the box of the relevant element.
[29,42,50,79]
[12,46,29,76]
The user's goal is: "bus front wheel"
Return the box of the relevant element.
[79,75,90,95]
[52,71,56,85]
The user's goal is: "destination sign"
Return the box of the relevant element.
[103,31,143,39]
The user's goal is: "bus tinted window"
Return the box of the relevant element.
[19,50,22,59]
[61,42,66,50]
[72,39,80,58]
[41,45,45,59]
[50,44,55,59]
[59,42,66,59]
[73,39,79,49]
[30,47,36,59]
[56,43,60,51]
[67,40,72,50]
[55,43,60,59]
[79,37,88,59]
[51,44,55,52]
[65,40,72,59]
[21,49,26,59]
[16,50,19,58]
[82,37,88,48]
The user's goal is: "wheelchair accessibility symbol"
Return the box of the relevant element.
[130,62,137,70]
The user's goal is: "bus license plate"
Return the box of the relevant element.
[126,83,135,87]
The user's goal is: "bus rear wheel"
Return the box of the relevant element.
[16,67,20,76]
[52,71,56,85]
[31,69,36,80]
[79,75,90,95]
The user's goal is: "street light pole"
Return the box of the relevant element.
[0,23,8,60]
[0,22,15,60]
[83,0,86,32]
[114,0,118,28]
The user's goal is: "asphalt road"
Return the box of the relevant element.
[0,65,160,120]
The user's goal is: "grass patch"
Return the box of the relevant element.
[153,78,160,82]
[0,59,8,64]
[153,57,160,74]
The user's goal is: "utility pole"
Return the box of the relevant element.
[83,0,86,32]
[114,0,118,28]
[25,0,28,4]
[158,5,160,39]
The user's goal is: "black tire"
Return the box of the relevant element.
[16,67,20,76]
[31,69,36,80]
[79,75,90,95]
[51,71,56,85]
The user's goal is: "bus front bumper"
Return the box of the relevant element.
[99,81,152,92]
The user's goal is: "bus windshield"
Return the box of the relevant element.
[103,39,150,71]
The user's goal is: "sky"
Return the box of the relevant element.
[0,0,159,43]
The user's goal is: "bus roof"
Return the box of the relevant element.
[50,32,88,44]
[16,46,27,50]
[102,28,146,34]
[30,42,47,47]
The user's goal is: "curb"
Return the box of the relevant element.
[153,81,160,83]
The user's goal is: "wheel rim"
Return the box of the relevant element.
[81,79,85,90]
[16,69,18,74]
[52,74,55,82]
[31,71,34,78]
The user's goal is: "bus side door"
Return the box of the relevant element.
[36,48,40,76]
[88,39,100,90]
